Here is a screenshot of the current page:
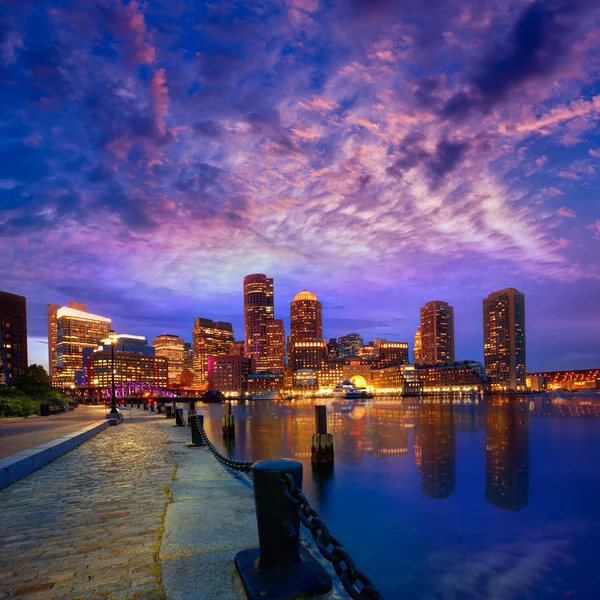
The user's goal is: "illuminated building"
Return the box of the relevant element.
[326,338,339,361]
[293,368,318,389]
[317,361,372,389]
[414,326,422,364]
[378,342,409,367]
[55,306,112,386]
[47,300,86,377]
[192,318,234,390]
[416,361,489,394]
[483,288,526,392]
[152,334,186,385]
[357,342,378,362]
[289,339,326,371]
[0,291,27,385]
[371,364,422,395]
[526,375,545,392]
[527,368,599,391]
[208,355,252,395]
[265,320,285,373]
[84,335,167,388]
[290,290,322,341]
[243,273,274,372]
[414,404,455,499]
[247,373,285,393]
[338,333,363,358]
[485,400,529,512]
[229,341,246,357]
[418,300,454,365]
[184,342,193,368]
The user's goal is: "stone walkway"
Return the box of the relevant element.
[0,411,172,600]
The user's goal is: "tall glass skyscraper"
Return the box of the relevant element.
[483,288,526,392]
[288,290,324,370]
[243,274,274,373]
[192,318,234,390]
[418,300,455,365]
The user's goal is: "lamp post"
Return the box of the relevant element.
[108,329,118,414]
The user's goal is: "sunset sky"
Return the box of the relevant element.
[1,0,599,371]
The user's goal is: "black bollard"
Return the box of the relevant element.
[166,405,173,419]
[311,405,334,463]
[222,401,235,435]
[235,459,332,599]
[186,414,206,448]
[174,408,185,427]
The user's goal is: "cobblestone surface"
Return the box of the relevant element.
[0,411,173,599]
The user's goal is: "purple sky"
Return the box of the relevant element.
[1,0,599,372]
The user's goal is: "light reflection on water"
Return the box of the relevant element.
[199,394,600,599]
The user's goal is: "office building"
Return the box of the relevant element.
[153,334,187,385]
[243,274,274,372]
[289,339,326,371]
[47,300,87,377]
[418,300,454,365]
[338,333,363,358]
[290,290,322,341]
[416,361,489,394]
[371,364,422,395]
[229,341,246,357]
[483,288,526,392]
[247,372,285,394]
[0,291,28,385]
[326,338,339,361]
[527,368,599,392]
[54,305,112,386]
[208,355,252,395]
[265,320,285,373]
[378,342,409,367]
[192,318,234,390]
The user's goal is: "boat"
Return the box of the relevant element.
[334,380,368,399]
[250,389,278,401]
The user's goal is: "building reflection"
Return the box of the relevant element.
[414,404,456,499]
[485,398,530,512]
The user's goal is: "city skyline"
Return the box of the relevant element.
[2,1,600,372]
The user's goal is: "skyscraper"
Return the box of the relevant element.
[338,333,363,358]
[47,300,87,377]
[483,288,526,392]
[418,300,454,365]
[192,318,234,389]
[152,334,187,385]
[288,290,323,371]
[243,274,274,373]
[414,326,422,364]
[0,290,28,385]
[265,320,285,373]
[55,305,112,386]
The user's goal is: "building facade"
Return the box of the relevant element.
[247,373,285,393]
[326,338,339,361]
[0,291,28,385]
[208,355,252,395]
[265,320,285,373]
[378,342,409,367]
[47,300,87,377]
[192,318,234,390]
[483,288,526,392]
[416,361,488,394]
[55,306,112,386]
[289,339,326,371]
[527,368,599,391]
[338,333,363,358]
[418,300,455,365]
[414,327,422,364]
[243,273,274,372]
[152,334,187,385]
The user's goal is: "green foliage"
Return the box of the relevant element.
[0,387,38,418]
[13,364,69,405]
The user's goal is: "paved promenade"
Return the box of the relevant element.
[0,411,172,599]
[0,406,108,459]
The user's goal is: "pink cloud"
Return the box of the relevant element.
[109,0,156,64]
[589,148,600,158]
[149,68,169,137]
[557,207,577,218]
[286,0,319,11]
[587,221,600,238]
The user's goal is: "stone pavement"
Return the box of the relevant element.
[0,410,173,599]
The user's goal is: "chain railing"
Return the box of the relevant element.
[282,473,384,600]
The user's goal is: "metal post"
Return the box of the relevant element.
[110,338,118,414]
[311,405,334,463]
[235,459,332,599]
[186,414,206,448]
[174,407,185,426]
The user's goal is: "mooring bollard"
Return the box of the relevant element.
[174,407,185,427]
[186,414,206,448]
[165,405,173,419]
[235,459,332,599]
[222,401,235,435]
[311,405,334,463]
[157,403,164,414]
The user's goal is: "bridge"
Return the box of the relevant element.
[72,381,180,400]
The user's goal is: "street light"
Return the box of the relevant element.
[108,329,118,414]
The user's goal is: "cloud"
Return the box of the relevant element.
[588,221,600,238]
[557,207,576,218]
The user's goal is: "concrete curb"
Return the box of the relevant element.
[0,420,111,490]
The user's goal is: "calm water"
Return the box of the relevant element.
[200,394,600,599]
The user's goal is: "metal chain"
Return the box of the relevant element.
[195,418,254,473]
[282,473,384,600]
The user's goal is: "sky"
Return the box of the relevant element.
[1,0,599,372]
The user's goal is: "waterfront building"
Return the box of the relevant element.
[84,335,167,388]
[317,360,372,389]
[247,372,285,394]
[208,355,252,395]
[485,400,529,512]
[265,320,285,373]
[527,368,599,391]
[192,318,234,390]
[414,404,456,499]
[416,361,489,394]
[54,305,112,386]
[243,273,274,372]
[338,333,363,358]
[152,334,186,385]
[0,290,28,385]
[418,300,454,365]
[293,368,318,389]
[378,342,409,367]
[326,338,339,361]
[414,327,422,364]
[483,288,526,392]
[289,339,326,371]
[47,300,87,377]
[371,364,422,395]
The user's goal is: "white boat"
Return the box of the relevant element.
[334,380,366,399]
[250,390,277,401]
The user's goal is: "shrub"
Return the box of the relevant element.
[0,387,39,418]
